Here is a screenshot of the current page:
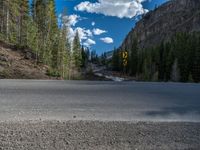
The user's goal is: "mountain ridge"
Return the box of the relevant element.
[120,0,200,50]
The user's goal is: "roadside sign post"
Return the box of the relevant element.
[122,50,128,74]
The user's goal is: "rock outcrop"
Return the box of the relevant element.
[120,0,200,50]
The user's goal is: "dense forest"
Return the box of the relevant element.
[112,32,200,82]
[0,0,89,79]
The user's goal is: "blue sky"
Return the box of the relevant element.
[55,0,168,54]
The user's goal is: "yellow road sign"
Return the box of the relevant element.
[122,51,128,67]
[123,51,128,59]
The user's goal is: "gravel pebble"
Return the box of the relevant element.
[0,121,199,150]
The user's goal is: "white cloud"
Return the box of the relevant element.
[68,27,93,42]
[75,0,148,19]
[61,14,92,43]
[85,29,93,37]
[91,21,95,26]
[100,37,114,44]
[68,27,75,40]
[93,28,107,35]
[61,14,96,47]
[68,27,96,47]
[62,14,87,27]
[76,27,88,40]
[64,14,80,26]
[83,39,96,47]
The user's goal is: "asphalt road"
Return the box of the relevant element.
[0,80,200,122]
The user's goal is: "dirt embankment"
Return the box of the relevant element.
[0,41,51,79]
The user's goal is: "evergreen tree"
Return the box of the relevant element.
[1,0,20,43]
[130,37,138,76]
[100,52,107,66]
[47,0,59,66]
[81,46,87,68]
[31,0,48,61]
[158,42,165,80]
[72,31,82,69]
[0,0,4,38]
[112,32,200,82]
[0,0,86,80]
[174,33,190,82]
[18,0,29,46]
[27,18,39,62]
[112,48,120,71]
[192,34,200,82]
[165,42,174,81]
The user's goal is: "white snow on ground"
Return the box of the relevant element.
[94,73,103,77]
[94,72,125,82]
[105,75,124,82]
[92,64,125,82]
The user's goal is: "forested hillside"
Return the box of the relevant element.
[112,0,200,82]
[0,0,88,79]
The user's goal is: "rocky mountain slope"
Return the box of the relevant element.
[120,0,200,50]
[0,41,50,79]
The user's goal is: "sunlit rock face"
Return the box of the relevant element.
[120,0,200,50]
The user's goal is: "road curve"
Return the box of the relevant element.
[0,79,200,122]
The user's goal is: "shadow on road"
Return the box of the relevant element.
[145,105,200,116]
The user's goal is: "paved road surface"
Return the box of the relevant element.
[0,80,200,122]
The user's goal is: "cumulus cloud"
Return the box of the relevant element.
[79,28,93,39]
[62,14,87,27]
[68,27,93,42]
[61,14,96,47]
[100,37,114,44]
[93,28,107,35]
[64,14,80,26]
[75,0,148,19]
[83,39,96,47]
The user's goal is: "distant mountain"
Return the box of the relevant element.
[120,0,200,50]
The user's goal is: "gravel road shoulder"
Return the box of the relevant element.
[0,121,199,150]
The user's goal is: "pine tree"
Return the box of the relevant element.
[100,52,107,66]
[174,33,190,82]
[31,0,48,61]
[81,46,87,68]
[0,0,86,80]
[112,48,120,71]
[0,0,4,38]
[158,42,165,80]
[192,33,200,82]
[47,0,59,66]
[72,31,82,69]
[18,0,29,46]
[130,37,138,76]
[1,0,20,43]
[165,43,174,81]
[56,10,71,79]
